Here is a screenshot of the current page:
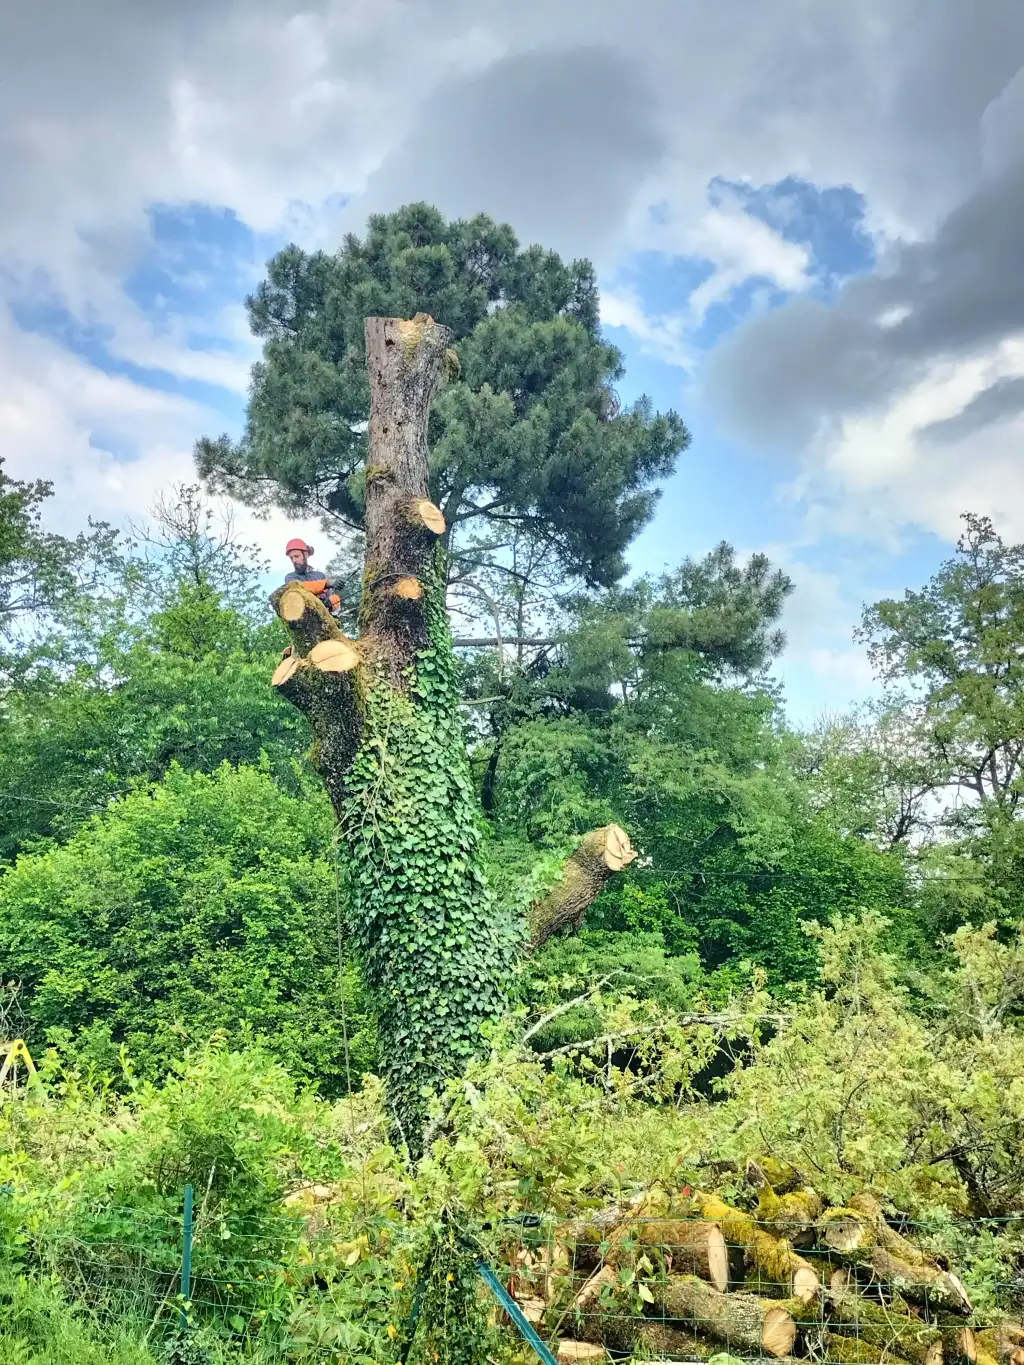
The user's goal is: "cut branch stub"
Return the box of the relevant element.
[529,824,638,949]
[391,576,424,600]
[404,497,446,536]
[308,638,360,673]
[271,654,311,710]
[272,654,300,688]
[271,583,344,656]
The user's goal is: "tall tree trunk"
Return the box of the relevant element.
[270,314,516,1154]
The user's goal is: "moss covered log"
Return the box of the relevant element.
[821,1194,973,1315]
[270,314,516,1152]
[695,1192,821,1304]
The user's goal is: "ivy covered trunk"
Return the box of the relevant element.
[270,314,516,1152]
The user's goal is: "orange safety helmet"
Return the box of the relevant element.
[285,538,313,555]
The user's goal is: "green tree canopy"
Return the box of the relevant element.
[0,486,304,862]
[859,513,1024,830]
[196,203,690,586]
[0,455,120,672]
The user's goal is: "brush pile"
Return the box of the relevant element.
[502,1159,1023,1364]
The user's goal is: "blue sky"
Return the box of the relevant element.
[2,0,1022,729]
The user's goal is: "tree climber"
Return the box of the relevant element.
[283,539,342,613]
[279,538,343,658]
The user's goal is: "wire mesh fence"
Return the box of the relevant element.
[5,1179,1024,1364]
[492,1210,1023,1363]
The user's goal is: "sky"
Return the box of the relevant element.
[2,0,1024,723]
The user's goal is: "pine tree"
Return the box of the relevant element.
[196,203,689,588]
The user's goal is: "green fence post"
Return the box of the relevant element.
[179,1183,194,1330]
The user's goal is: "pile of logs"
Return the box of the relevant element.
[502,1160,1023,1364]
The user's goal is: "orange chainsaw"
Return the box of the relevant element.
[298,578,342,617]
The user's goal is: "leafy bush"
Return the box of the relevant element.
[0,764,374,1090]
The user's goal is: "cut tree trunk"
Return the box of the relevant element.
[657,1275,797,1358]
[529,824,638,949]
[268,314,515,1150]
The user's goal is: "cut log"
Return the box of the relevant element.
[840,1194,972,1314]
[870,1248,973,1315]
[631,1218,729,1293]
[944,1327,978,1365]
[556,1344,606,1363]
[572,1264,615,1310]
[747,1164,824,1244]
[403,497,446,536]
[308,638,361,673]
[391,575,424,600]
[695,1193,821,1304]
[849,1194,933,1267]
[529,825,638,948]
[518,1297,546,1325]
[821,1207,877,1256]
[759,1188,825,1246]
[657,1275,796,1358]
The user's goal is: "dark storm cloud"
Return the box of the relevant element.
[921,376,1024,446]
[354,45,665,259]
[705,157,1024,450]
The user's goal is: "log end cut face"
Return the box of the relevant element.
[764,1304,798,1358]
[602,823,637,872]
[308,638,361,672]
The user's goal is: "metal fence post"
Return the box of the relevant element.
[179,1183,194,1329]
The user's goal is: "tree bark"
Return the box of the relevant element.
[529,825,637,948]
[824,1281,945,1365]
[269,314,515,1152]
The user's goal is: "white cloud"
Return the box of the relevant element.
[600,290,693,369]
[0,302,322,573]
[750,540,880,720]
